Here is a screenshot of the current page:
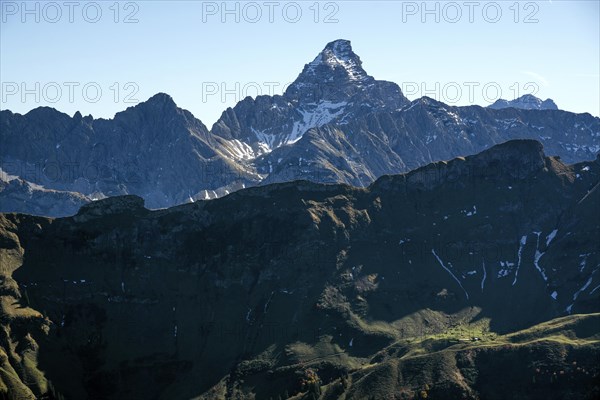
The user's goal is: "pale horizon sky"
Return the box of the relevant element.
[1,0,599,127]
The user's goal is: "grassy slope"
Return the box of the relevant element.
[200,314,600,400]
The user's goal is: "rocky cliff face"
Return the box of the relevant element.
[0,94,258,212]
[0,141,599,399]
[211,39,409,155]
[1,40,599,217]
[0,169,90,217]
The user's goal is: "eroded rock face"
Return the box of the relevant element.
[0,141,599,399]
[0,172,90,217]
[0,94,259,215]
[2,41,599,217]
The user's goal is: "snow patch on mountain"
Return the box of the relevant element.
[513,235,528,286]
[546,229,558,247]
[223,138,257,160]
[566,273,595,314]
[289,101,348,142]
[533,232,548,282]
[250,100,348,153]
[432,249,469,300]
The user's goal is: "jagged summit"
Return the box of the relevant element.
[138,92,178,110]
[112,92,180,124]
[284,39,376,102]
[489,94,558,111]
[323,39,354,57]
[302,39,369,82]
[209,39,408,156]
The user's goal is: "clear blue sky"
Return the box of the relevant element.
[1,1,598,127]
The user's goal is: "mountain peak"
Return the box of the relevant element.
[489,94,558,110]
[284,39,374,102]
[304,39,368,82]
[287,40,370,93]
[116,93,178,118]
[322,39,355,60]
[145,92,177,106]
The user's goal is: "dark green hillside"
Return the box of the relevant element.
[0,140,599,399]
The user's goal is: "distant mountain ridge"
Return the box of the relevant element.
[1,39,599,216]
[489,94,559,110]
